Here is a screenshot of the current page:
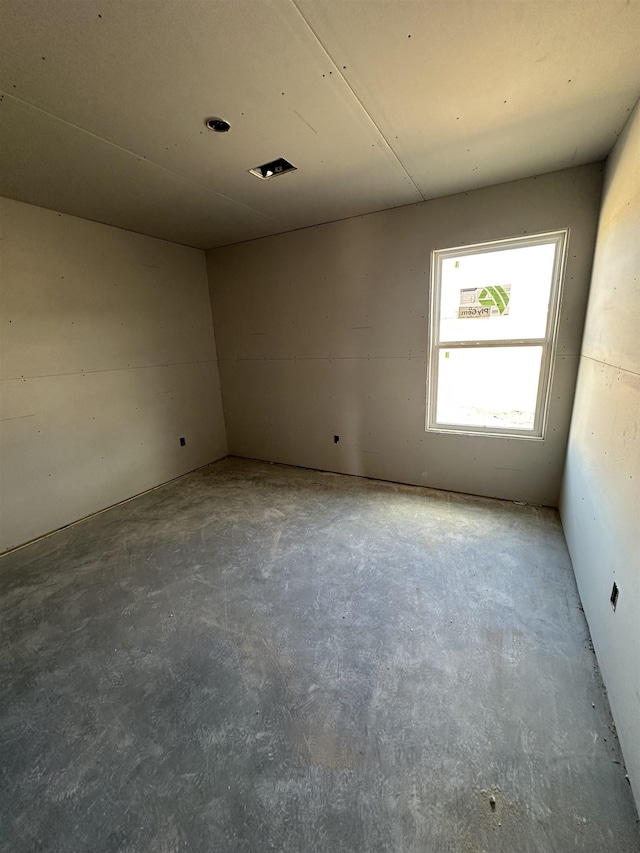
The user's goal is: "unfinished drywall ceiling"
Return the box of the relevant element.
[0,0,638,248]
[296,0,640,200]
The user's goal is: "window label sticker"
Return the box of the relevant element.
[458,284,511,318]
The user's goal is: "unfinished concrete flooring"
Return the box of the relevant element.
[0,458,637,852]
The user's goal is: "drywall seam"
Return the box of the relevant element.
[288,0,424,200]
[219,356,425,362]
[2,358,219,382]
[580,354,640,377]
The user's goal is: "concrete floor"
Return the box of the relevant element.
[0,458,638,853]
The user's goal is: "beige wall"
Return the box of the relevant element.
[0,198,227,552]
[207,164,602,506]
[561,101,640,807]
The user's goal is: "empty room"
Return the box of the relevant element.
[1,1,639,851]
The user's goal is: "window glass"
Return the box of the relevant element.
[427,230,568,438]
[439,242,556,343]
[436,346,543,429]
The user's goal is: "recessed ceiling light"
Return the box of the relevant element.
[249,157,297,180]
[205,117,230,132]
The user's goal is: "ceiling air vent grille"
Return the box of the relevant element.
[249,158,297,180]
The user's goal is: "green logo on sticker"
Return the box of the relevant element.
[479,286,510,315]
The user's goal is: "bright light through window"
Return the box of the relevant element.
[426,231,568,438]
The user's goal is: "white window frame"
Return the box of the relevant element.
[426,229,569,439]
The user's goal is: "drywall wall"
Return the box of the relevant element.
[560,100,640,807]
[0,197,227,552]
[207,164,602,506]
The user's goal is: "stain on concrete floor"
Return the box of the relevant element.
[0,458,638,852]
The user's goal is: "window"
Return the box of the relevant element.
[426,230,568,438]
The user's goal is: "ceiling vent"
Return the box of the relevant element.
[205,117,230,132]
[249,157,297,180]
